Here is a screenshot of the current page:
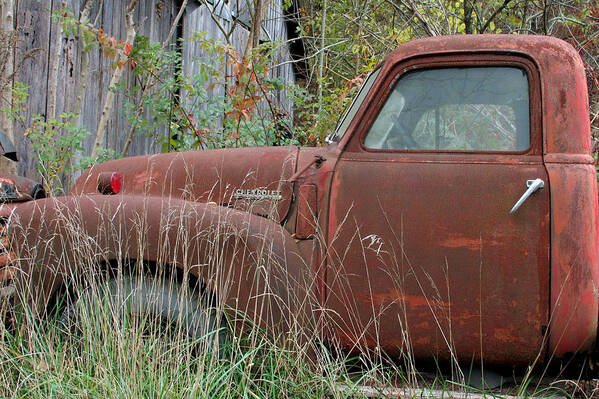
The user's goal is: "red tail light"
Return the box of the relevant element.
[110,173,121,194]
[98,172,122,195]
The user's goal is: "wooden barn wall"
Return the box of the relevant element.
[181,1,244,132]
[10,0,295,182]
[263,0,295,114]
[181,0,295,142]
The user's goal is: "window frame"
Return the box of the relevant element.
[328,68,381,143]
[355,54,542,156]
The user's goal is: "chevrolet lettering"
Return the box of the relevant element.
[233,189,283,201]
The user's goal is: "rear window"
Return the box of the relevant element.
[363,67,530,152]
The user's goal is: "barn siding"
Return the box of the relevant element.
[181,0,295,143]
[14,0,53,178]
[264,0,295,114]
[9,0,295,183]
[182,1,232,110]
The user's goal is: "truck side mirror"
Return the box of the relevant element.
[0,129,18,162]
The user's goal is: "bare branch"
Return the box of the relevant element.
[164,0,188,47]
[198,0,236,44]
[317,0,327,114]
[273,38,350,68]
[480,0,512,33]
[386,0,438,36]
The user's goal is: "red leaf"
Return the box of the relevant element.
[125,42,132,55]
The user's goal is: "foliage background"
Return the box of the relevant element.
[294,0,598,145]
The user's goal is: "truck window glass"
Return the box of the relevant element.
[363,67,530,151]
[329,68,381,142]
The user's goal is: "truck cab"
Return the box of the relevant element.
[308,35,598,366]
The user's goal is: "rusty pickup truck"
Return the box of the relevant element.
[6,34,598,368]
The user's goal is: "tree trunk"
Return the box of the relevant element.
[463,0,473,34]
[91,0,138,160]
[542,0,550,35]
[243,0,266,59]
[317,0,327,115]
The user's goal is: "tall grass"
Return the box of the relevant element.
[0,180,578,398]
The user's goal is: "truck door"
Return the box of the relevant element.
[327,55,549,366]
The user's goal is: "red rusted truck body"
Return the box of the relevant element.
[7,35,599,367]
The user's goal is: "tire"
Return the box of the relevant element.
[30,183,45,199]
[59,275,229,354]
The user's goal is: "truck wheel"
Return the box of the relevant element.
[59,275,229,354]
[30,183,45,199]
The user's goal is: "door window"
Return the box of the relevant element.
[329,68,381,142]
[363,67,530,151]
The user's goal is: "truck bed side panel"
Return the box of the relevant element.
[546,162,599,356]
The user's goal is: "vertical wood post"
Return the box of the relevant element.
[0,0,17,174]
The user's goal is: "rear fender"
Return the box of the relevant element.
[9,194,311,336]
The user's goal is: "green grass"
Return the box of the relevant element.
[0,266,369,398]
[0,299,358,397]
[0,289,577,398]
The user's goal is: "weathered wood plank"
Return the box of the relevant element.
[131,0,177,156]
[265,0,295,114]
[0,0,18,174]
[181,1,232,140]
[14,0,52,178]
[78,0,105,166]
[50,0,82,186]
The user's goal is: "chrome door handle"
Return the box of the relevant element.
[510,178,545,214]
